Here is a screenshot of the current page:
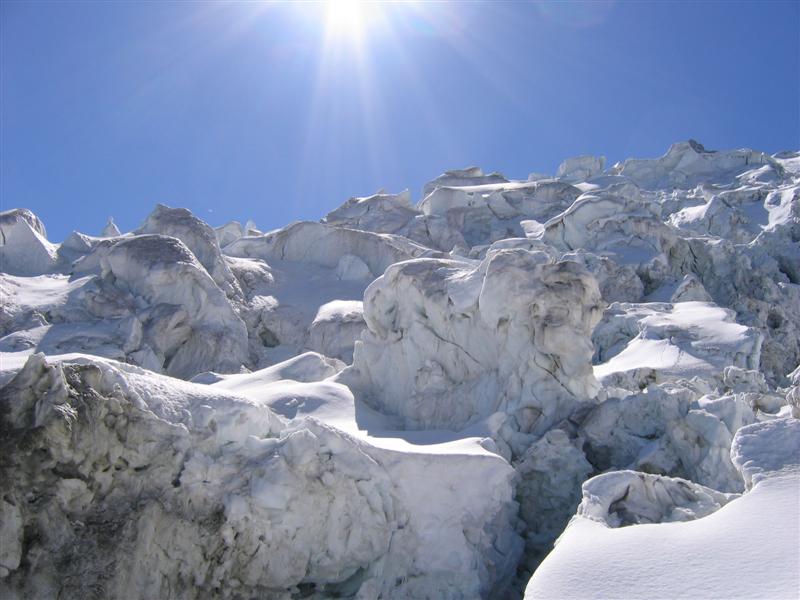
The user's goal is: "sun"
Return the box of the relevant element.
[325,0,369,37]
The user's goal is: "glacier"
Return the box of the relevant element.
[1,140,798,599]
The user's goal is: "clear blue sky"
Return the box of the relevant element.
[2,1,798,242]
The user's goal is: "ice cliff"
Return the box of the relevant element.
[1,140,798,599]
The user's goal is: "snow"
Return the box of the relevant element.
[556,154,606,182]
[101,217,121,237]
[612,139,780,189]
[231,256,371,369]
[0,352,522,598]
[225,220,431,279]
[346,248,603,458]
[417,179,581,247]
[210,357,503,458]
[2,139,799,599]
[308,300,365,362]
[0,208,59,276]
[525,419,800,600]
[0,236,249,379]
[593,301,762,386]
[421,165,508,198]
[137,203,243,299]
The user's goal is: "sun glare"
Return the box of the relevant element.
[325,0,369,37]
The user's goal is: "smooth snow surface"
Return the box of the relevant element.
[2,140,799,599]
[525,419,800,600]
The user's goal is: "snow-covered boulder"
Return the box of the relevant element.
[0,209,58,276]
[348,248,603,457]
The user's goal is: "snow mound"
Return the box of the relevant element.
[730,418,800,488]
[198,351,343,386]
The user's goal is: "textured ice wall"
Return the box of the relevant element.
[349,247,603,457]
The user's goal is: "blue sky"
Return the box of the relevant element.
[2,1,798,242]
